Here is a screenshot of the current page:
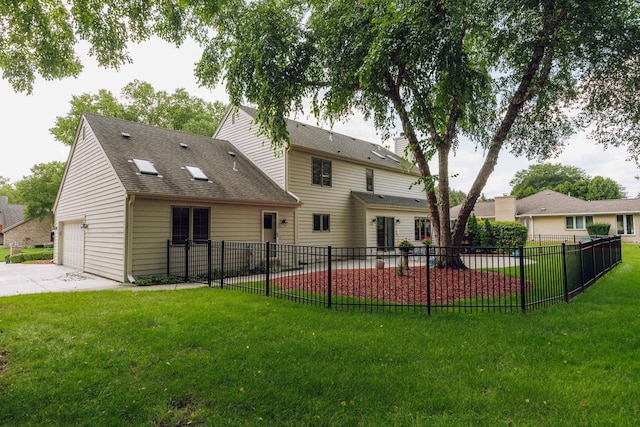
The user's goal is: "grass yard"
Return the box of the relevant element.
[0,246,639,426]
[0,246,53,263]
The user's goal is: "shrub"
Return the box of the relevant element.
[8,251,53,263]
[134,275,183,286]
[587,223,611,237]
[466,214,482,247]
[492,221,528,248]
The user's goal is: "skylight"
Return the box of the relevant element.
[387,154,401,163]
[133,159,158,175]
[185,166,209,181]
[371,150,386,160]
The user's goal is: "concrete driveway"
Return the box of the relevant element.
[0,262,205,297]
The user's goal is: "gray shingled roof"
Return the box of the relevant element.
[352,191,428,210]
[450,190,640,218]
[239,106,415,173]
[0,195,26,230]
[83,113,299,205]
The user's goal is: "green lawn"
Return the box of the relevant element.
[1,245,639,426]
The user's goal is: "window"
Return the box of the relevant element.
[185,165,209,181]
[617,214,635,235]
[312,158,332,186]
[172,207,210,244]
[313,214,330,232]
[366,168,374,191]
[133,158,159,175]
[414,217,431,241]
[565,215,593,230]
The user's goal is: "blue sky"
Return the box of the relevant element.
[1,37,638,198]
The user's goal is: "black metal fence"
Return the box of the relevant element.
[166,236,622,314]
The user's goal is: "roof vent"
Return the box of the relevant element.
[121,132,130,138]
[378,195,385,199]
[180,143,188,149]
[228,151,236,157]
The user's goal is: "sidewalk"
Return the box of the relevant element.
[0,262,205,297]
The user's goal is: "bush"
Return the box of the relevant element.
[134,275,183,286]
[466,214,482,247]
[492,221,528,248]
[587,223,611,237]
[8,251,53,263]
[473,220,528,250]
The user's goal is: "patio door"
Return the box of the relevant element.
[376,216,395,251]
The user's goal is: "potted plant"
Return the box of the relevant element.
[420,236,432,245]
[397,239,414,270]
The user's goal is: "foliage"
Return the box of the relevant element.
[134,274,183,286]
[476,220,527,249]
[50,80,228,146]
[511,163,626,200]
[0,245,638,425]
[397,239,414,252]
[7,250,53,264]
[448,188,467,207]
[587,223,611,237]
[420,236,432,246]
[14,162,65,222]
[0,176,19,203]
[466,214,482,247]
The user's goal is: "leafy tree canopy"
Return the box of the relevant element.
[0,176,19,203]
[2,0,639,254]
[50,80,228,146]
[511,163,626,200]
[14,162,65,222]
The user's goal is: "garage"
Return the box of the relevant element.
[61,221,84,270]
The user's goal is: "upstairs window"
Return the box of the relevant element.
[312,158,332,186]
[366,168,374,191]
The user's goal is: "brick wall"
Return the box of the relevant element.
[3,217,52,247]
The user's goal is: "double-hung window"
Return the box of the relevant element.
[172,207,210,244]
[312,158,332,186]
[313,214,330,232]
[414,217,431,241]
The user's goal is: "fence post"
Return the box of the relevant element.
[327,246,332,309]
[184,239,190,283]
[167,240,170,276]
[426,244,431,316]
[207,240,212,287]
[265,242,270,297]
[578,241,585,293]
[519,245,526,313]
[220,240,225,288]
[561,243,569,303]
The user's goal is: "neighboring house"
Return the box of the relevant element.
[214,106,430,250]
[53,113,300,283]
[450,190,640,243]
[0,195,52,247]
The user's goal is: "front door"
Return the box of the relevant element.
[376,216,395,251]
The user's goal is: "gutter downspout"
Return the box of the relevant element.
[126,194,136,283]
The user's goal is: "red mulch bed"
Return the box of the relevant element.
[272,267,525,304]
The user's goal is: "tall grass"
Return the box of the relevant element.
[1,245,639,426]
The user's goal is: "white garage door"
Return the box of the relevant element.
[62,222,84,270]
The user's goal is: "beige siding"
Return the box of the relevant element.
[216,109,286,188]
[54,120,127,282]
[529,214,639,243]
[131,198,297,277]
[288,150,424,246]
